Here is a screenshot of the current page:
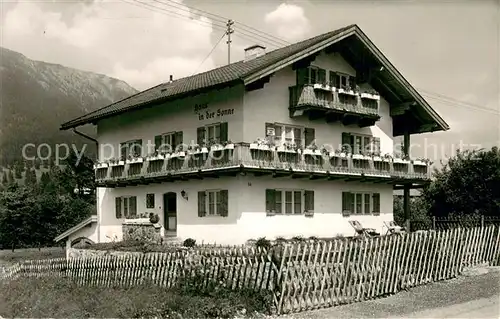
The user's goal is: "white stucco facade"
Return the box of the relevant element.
[87,50,399,245]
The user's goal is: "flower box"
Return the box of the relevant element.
[373,156,383,162]
[277,146,297,153]
[330,152,347,158]
[171,151,185,158]
[304,210,314,217]
[313,83,331,91]
[126,157,143,164]
[338,88,357,96]
[250,143,271,151]
[360,92,380,100]
[393,158,410,164]
[224,144,234,150]
[93,162,108,169]
[146,154,165,161]
[303,149,322,156]
[110,160,125,167]
[413,160,427,166]
[210,145,224,152]
[331,86,337,92]
[352,154,366,160]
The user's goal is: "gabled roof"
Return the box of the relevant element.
[54,215,97,242]
[60,24,449,135]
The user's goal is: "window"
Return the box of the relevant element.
[265,189,314,214]
[146,193,155,209]
[265,123,303,148]
[197,122,228,145]
[154,131,183,153]
[341,132,381,155]
[120,140,142,160]
[336,73,351,89]
[297,66,326,85]
[342,192,380,215]
[198,190,228,217]
[115,196,137,219]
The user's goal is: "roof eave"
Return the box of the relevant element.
[54,215,97,242]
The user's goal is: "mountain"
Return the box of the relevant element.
[0,47,138,165]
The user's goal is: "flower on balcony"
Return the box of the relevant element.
[319,144,332,155]
[306,142,318,151]
[382,153,393,161]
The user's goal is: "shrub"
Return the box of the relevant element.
[183,238,196,248]
[254,237,271,249]
[291,235,305,242]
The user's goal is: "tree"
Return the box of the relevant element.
[393,196,432,231]
[1,172,8,185]
[8,170,14,184]
[13,161,23,179]
[25,168,37,188]
[59,151,95,203]
[421,147,500,218]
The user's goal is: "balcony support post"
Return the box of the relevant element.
[403,130,411,231]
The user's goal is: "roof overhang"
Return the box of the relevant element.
[54,215,98,242]
[243,25,449,136]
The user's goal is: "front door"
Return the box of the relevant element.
[163,192,177,233]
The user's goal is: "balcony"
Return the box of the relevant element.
[94,143,431,187]
[289,85,380,127]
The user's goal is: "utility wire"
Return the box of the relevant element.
[192,32,227,75]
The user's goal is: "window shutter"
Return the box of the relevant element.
[341,133,352,153]
[123,197,129,219]
[318,68,326,84]
[373,137,381,156]
[115,197,122,219]
[372,193,380,215]
[132,139,142,157]
[197,127,205,145]
[293,128,302,148]
[129,196,137,218]
[296,67,309,85]
[120,142,128,161]
[329,71,338,87]
[342,192,353,217]
[219,122,228,143]
[174,131,183,151]
[154,135,162,152]
[198,191,206,217]
[304,128,315,148]
[310,67,317,84]
[265,123,276,144]
[304,190,314,212]
[219,190,228,217]
[265,189,276,212]
[363,136,371,155]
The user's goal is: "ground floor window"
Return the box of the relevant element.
[266,189,314,214]
[198,190,228,217]
[115,196,137,219]
[342,192,380,215]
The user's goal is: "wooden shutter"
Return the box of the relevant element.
[132,139,142,157]
[310,67,317,84]
[372,193,380,215]
[329,71,338,87]
[198,191,206,217]
[304,190,314,212]
[120,142,128,160]
[318,68,326,84]
[123,197,129,218]
[265,189,276,212]
[373,137,381,156]
[197,127,205,145]
[304,128,315,147]
[342,192,353,216]
[341,133,353,153]
[363,136,371,155]
[129,196,137,218]
[296,67,309,85]
[174,131,183,151]
[115,197,122,219]
[293,127,302,148]
[154,135,162,152]
[219,122,228,143]
[219,190,228,217]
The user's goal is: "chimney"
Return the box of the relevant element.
[169,75,173,83]
[244,45,266,62]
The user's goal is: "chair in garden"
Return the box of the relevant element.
[348,220,380,237]
[384,221,406,235]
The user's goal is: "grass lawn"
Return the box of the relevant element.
[0,247,65,266]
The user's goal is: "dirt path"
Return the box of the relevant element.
[279,267,500,319]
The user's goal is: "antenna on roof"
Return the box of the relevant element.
[226,19,234,65]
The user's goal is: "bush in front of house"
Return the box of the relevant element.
[183,238,196,248]
[0,276,274,318]
[254,237,272,249]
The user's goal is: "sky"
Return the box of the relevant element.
[1,0,499,162]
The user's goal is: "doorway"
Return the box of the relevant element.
[163,192,177,234]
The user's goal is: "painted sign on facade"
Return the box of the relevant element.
[194,103,235,121]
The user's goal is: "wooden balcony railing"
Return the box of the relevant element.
[289,85,380,124]
[95,143,431,186]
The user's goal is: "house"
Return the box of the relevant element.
[56,24,448,246]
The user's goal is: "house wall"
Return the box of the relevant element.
[242,51,394,154]
[65,222,98,257]
[96,85,245,161]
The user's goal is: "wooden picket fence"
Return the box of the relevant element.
[1,225,499,315]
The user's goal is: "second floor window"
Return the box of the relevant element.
[265,123,303,148]
[197,122,228,145]
[154,131,183,153]
[341,132,381,155]
[297,66,326,85]
[120,139,142,160]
